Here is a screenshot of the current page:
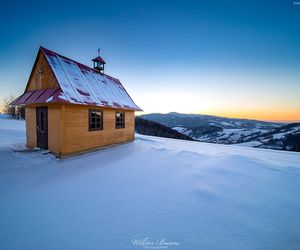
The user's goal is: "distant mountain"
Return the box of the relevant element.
[140,112,281,128]
[139,112,300,152]
[135,117,193,141]
[140,112,281,143]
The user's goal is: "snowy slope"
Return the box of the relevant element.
[1,118,300,250]
[140,113,300,151]
[238,123,300,151]
[141,112,281,144]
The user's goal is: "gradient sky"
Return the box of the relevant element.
[0,0,299,122]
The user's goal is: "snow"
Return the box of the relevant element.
[0,118,25,147]
[80,69,111,105]
[57,93,68,101]
[237,140,263,147]
[173,124,271,144]
[1,118,300,249]
[220,121,234,127]
[172,126,188,133]
[42,48,141,110]
[58,55,96,104]
[218,128,263,140]
[273,132,286,140]
[272,126,300,140]
[46,54,78,103]
[172,126,193,137]
[92,71,121,105]
[0,113,10,119]
[172,126,185,132]
[46,96,53,103]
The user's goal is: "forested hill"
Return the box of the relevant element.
[135,117,193,141]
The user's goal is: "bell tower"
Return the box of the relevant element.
[92,49,106,73]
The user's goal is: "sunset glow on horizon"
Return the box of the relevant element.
[131,66,300,122]
[136,108,300,123]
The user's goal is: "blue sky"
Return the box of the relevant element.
[0,0,299,121]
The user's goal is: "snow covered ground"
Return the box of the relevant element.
[0,116,25,147]
[172,125,270,144]
[1,118,300,250]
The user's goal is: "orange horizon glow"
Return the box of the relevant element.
[137,107,300,123]
[206,108,300,123]
[207,112,300,123]
[138,113,300,123]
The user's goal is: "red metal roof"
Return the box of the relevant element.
[92,56,106,64]
[11,88,66,106]
[12,47,142,111]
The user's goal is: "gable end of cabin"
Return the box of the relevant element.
[26,50,59,91]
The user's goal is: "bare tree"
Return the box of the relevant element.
[2,95,16,118]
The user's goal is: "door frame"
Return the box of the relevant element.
[36,106,48,149]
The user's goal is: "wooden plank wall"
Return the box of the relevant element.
[63,105,135,155]
[25,107,37,148]
[26,52,58,91]
[26,104,135,157]
[48,104,61,154]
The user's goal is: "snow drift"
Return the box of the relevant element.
[0,118,300,249]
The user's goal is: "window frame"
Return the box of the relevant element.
[88,109,103,131]
[115,111,125,129]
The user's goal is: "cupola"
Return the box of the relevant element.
[92,49,106,73]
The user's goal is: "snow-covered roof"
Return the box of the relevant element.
[12,47,142,111]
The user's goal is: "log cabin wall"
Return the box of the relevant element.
[25,103,135,157]
[63,104,135,156]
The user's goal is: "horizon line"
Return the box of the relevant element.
[136,111,300,124]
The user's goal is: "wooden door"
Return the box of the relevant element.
[36,107,48,149]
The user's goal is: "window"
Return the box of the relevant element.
[116,112,125,129]
[89,109,103,131]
